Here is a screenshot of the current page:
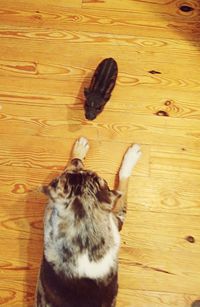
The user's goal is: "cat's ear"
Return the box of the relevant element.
[98,190,122,211]
[39,185,50,196]
[109,190,122,206]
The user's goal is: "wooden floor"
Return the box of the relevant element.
[0,0,200,306]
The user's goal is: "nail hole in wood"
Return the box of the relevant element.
[185,235,195,243]
[148,70,161,74]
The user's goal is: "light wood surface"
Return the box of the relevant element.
[0,0,200,306]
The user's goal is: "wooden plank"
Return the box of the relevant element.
[0,37,200,78]
[117,288,200,307]
[121,211,200,254]
[0,2,199,39]
[0,103,199,149]
[150,145,200,176]
[0,25,198,50]
[1,88,200,120]
[1,27,200,61]
[119,267,200,295]
[0,135,149,177]
[0,281,35,307]
[1,0,82,10]
[118,246,200,295]
[82,0,200,16]
[0,56,200,97]
[128,175,200,216]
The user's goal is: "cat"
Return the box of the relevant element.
[35,137,141,307]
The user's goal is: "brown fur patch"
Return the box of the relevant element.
[71,197,86,219]
[96,190,111,204]
[50,178,59,189]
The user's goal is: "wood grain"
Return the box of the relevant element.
[0,0,200,39]
[0,135,149,176]
[0,0,200,306]
[1,89,200,120]
[117,289,200,307]
[0,103,199,150]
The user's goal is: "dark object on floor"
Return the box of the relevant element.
[179,5,194,12]
[148,70,161,74]
[84,58,118,120]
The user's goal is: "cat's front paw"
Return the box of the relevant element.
[72,137,89,160]
[119,144,141,179]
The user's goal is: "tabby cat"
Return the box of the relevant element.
[35,137,141,307]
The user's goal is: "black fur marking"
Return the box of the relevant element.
[84,58,118,120]
[64,181,69,194]
[40,256,118,307]
[72,197,86,219]
[68,173,85,196]
[68,173,84,186]
[37,290,42,305]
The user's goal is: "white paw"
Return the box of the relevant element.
[119,144,141,179]
[73,137,89,160]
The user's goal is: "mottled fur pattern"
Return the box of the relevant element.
[35,137,141,307]
[84,58,118,120]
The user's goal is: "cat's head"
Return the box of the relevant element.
[41,168,121,214]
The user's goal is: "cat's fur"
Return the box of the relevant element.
[35,137,141,307]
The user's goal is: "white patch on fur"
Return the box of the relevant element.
[76,215,120,279]
[119,144,141,179]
